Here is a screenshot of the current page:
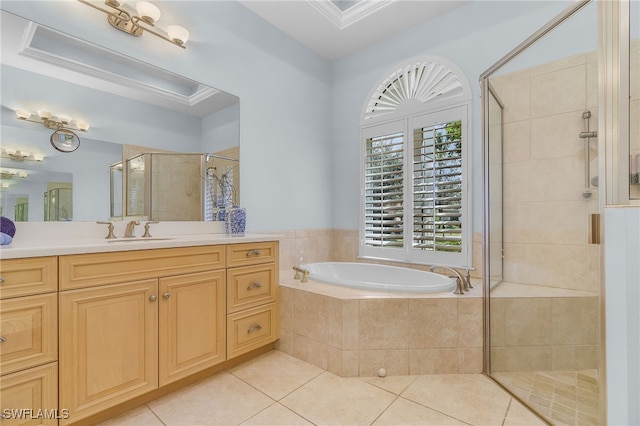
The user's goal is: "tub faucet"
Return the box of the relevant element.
[292,266,310,283]
[124,220,140,238]
[429,266,465,295]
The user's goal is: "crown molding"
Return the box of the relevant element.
[306,0,397,29]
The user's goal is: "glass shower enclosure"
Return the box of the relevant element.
[481,1,602,424]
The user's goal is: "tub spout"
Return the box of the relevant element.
[429,266,465,295]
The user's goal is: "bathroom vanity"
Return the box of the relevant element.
[0,233,279,425]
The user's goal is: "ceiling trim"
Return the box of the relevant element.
[306,0,397,29]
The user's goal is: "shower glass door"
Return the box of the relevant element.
[483,1,602,425]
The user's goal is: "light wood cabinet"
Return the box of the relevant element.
[0,257,57,300]
[159,270,226,386]
[59,280,159,424]
[0,293,57,376]
[0,257,59,425]
[226,242,279,359]
[0,362,59,426]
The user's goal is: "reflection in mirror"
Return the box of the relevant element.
[631,0,639,199]
[0,10,240,222]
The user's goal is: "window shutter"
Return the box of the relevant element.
[413,120,463,253]
[363,131,405,249]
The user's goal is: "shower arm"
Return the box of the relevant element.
[579,110,597,198]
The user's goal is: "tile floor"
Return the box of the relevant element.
[493,370,599,426]
[99,350,547,426]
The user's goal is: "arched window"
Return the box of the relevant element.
[360,56,472,267]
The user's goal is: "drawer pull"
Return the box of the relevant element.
[0,276,5,283]
[246,249,261,257]
[163,292,171,299]
[0,336,6,343]
[149,294,158,302]
[247,282,263,290]
[247,324,262,334]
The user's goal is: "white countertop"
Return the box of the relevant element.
[0,221,280,259]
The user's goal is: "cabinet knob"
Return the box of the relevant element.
[247,324,262,334]
[0,336,6,343]
[163,292,170,299]
[149,294,158,302]
[246,249,261,257]
[246,282,263,290]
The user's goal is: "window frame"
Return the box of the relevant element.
[359,57,472,268]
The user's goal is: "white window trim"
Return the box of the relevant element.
[359,56,472,268]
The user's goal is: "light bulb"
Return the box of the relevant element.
[136,1,161,24]
[167,25,189,46]
[15,109,31,120]
[34,154,45,162]
[58,114,71,124]
[38,110,52,119]
[76,122,90,131]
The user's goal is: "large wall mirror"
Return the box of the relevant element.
[0,10,239,222]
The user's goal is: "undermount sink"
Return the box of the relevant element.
[106,237,175,243]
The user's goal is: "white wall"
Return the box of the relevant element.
[1,0,333,231]
[605,206,640,426]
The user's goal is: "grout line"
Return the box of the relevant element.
[145,403,168,426]
[502,398,513,426]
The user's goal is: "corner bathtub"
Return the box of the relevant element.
[301,262,456,293]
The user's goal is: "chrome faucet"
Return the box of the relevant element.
[124,220,140,238]
[429,265,465,295]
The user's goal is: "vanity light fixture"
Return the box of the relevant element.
[0,169,28,179]
[1,148,45,162]
[15,109,90,133]
[77,0,190,48]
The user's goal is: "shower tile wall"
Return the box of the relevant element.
[489,52,600,372]
[151,155,202,220]
[631,40,640,199]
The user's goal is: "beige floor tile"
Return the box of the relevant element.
[358,375,418,395]
[401,374,511,425]
[240,403,314,426]
[97,405,163,426]
[229,350,324,400]
[280,372,395,425]
[503,399,549,426]
[372,397,467,425]
[147,372,274,425]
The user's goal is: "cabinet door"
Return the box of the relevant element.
[59,280,158,425]
[0,293,57,375]
[159,271,226,386]
[0,362,59,426]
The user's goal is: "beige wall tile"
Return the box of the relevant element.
[489,297,506,347]
[408,348,459,374]
[457,348,483,374]
[277,330,293,355]
[409,299,458,348]
[551,297,599,346]
[292,291,329,343]
[491,346,553,372]
[530,65,586,118]
[359,299,409,350]
[529,53,586,77]
[342,300,360,350]
[292,334,328,370]
[530,111,586,160]
[359,349,409,376]
[458,299,483,348]
[279,286,294,332]
[504,298,552,346]
[499,78,530,123]
[503,120,530,163]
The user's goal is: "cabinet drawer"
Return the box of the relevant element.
[226,242,278,268]
[227,264,277,314]
[59,245,225,290]
[227,303,278,359]
[0,362,59,426]
[0,293,58,376]
[0,257,57,299]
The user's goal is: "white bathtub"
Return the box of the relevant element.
[301,262,456,293]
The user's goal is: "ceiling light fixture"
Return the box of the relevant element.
[15,109,89,133]
[77,0,190,48]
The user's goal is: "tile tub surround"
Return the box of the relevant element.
[278,273,483,377]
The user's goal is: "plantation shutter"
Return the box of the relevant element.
[361,121,406,259]
[413,120,463,253]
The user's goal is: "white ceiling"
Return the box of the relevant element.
[238,0,471,60]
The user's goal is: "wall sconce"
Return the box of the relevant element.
[15,109,89,133]
[77,0,190,48]
[1,148,45,162]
